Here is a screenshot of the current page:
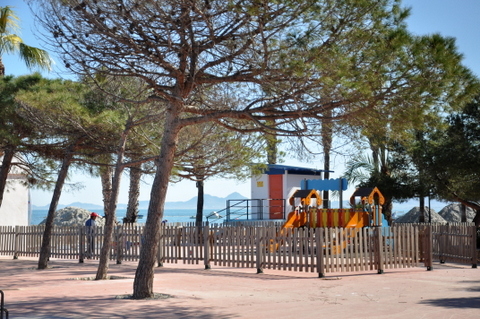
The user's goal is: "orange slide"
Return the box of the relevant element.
[328,209,370,254]
[268,210,307,252]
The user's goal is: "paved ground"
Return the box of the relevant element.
[0,256,479,318]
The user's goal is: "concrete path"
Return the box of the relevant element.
[1,256,479,318]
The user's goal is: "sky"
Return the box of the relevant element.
[3,0,480,206]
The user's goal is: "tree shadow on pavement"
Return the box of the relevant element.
[455,280,480,293]
[9,295,235,319]
[156,266,315,280]
[419,297,480,309]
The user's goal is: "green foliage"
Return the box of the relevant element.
[175,123,265,182]
[0,6,51,75]
[0,73,42,144]
[343,151,415,201]
[15,77,94,131]
[421,95,480,203]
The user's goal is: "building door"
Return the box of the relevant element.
[268,174,284,219]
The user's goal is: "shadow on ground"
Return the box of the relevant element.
[9,295,235,319]
[156,266,318,280]
[420,297,480,309]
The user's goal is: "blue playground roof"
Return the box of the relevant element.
[263,164,333,176]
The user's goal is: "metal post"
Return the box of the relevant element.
[1,290,8,319]
[226,200,231,222]
[472,225,478,269]
[339,178,343,210]
[428,194,431,223]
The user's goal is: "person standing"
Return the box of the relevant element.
[85,212,100,258]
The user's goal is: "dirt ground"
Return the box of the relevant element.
[1,256,479,318]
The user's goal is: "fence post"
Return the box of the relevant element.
[424,225,433,271]
[256,226,264,274]
[471,225,478,269]
[13,226,19,260]
[375,227,384,274]
[204,223,211,270]
[316,228,325,278]
[79,226,85,263]
[116,225,123,265]
[157,224,164,267]
[439,224,446,263]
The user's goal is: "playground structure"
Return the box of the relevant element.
[283,186,386,228]
[270,187,386,252]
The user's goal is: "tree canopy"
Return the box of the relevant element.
[417,95,480,225]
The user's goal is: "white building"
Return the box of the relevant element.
[248,164,329,220]
[0,155,30,226]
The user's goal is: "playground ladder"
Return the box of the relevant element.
[0,290,8,319]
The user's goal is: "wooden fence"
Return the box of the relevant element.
[0,223,477,276]
[430,223,478,265]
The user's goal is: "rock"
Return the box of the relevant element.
[394,207,446,223]
[438,203,476,223]
[38,206,105,227]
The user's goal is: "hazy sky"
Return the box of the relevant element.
[3,0,480,206]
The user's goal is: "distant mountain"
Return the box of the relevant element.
[160,192,246,209]
[32,192,248,211]
[391,199,451,216]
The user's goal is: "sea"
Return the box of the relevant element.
[29,208,214,226]
[30,199,450,225]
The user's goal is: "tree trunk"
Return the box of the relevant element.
[322,151,331,209]
[450,195,480,227]
[0,57,5,76]
[266,133,278,165]
[321,116,333,209]
[133,111,181,299]
[124,165,141,223]
[474,210,480,228]
[96,129,128,280]
[100,166,113,220]
[0,145,16,209]
[195,179,204,227]
[461,204,467,223]
[38,144,74,269]
[382,198,393,225]
[419,196,425,223]
[265,119,278,165]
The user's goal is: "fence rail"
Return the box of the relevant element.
[0,223,477,276]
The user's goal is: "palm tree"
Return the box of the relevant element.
[0,6,51,76]
[343,150,397,224]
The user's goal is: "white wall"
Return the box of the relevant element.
[284,174,322,212]
[0,156,30,226]
[251,173,269,199]
[283,174,311,199]
[250,174,268,219]
[0,174,30,226]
